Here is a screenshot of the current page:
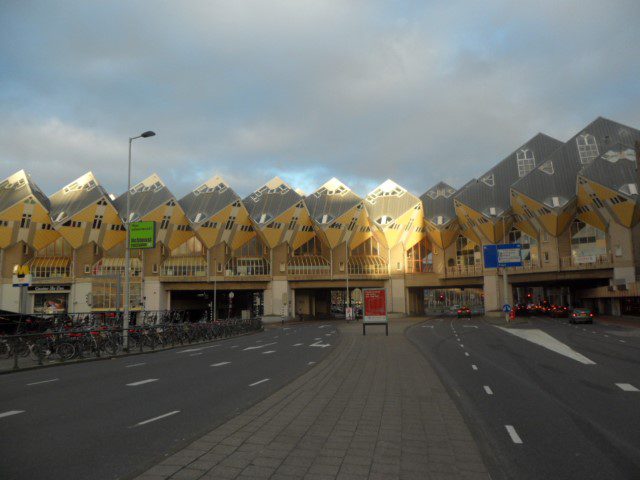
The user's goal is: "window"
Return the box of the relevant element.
[92,215,103,229]
[352,238,380,256]
[570,220,607,262]
[406,237,432,273]
[576,134,599,164]
[347,217,357,231]
[225,216,236,230]
[170,236,204,256]
[516,149,536,177]
[376,215,393,225]
[294,236,322,256]
[160,215,170,229]
[508,228,538,263]
[288,216,298,230]
[590,194,604,209]
[20,214,32,228]
[455,236,480,267]
[481,174,495,187]
[540,160,554,175]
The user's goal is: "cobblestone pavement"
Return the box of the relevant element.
[134,319,489,480]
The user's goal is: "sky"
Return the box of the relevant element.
[1,0,639,199]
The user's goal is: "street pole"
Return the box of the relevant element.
[345,240,349,320]
[502,215,510,322]
[123,131,155,349]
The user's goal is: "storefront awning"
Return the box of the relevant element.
[288,255,329,267]
[29,256,70,269]
[93,257,142,276]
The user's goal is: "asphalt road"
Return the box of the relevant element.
[407,315,640,480]
[0,323,338,480]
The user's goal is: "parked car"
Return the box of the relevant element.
[446,305,461,317]
[457,306,471,318]
[570,308,594,324]
[514,304,528,317]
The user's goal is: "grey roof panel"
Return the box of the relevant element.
[455,133,563,217]
[512,117,640,208]
[179,176,240,224]
[420,181,457,225]
[304,178,362,225]
[242,177,303,224]
[580,143,638,198]
[113,173,175,222]
[49,172,110,225]
[364,179,421,225]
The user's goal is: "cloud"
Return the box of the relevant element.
[1,0,639,199]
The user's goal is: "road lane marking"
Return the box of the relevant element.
[616,383,639,392]
[0,410,25,419]
[262,350,276,354]
[27,378,59,386]
[471,364,478,371]
[319,325,329,329]
[243,342,276,351]
[484,386,493,395]
[505,425,523,444]
[125,362,146,368]
[211,362,230,367]
[310,341,331,348]
[619,340,626,343]
[459,344,464,348]
[497,327,596,365]
[231,345,238,348]
[127,379,159,387]
[307,361,316,365]
[293,343,303,346]
[249,378,270,387]
[463,325,479,328]
[464,352,470,357]
[136,410,180,426]
[421,325,434,328]
[177,345,220,353]
[189,352,203,356]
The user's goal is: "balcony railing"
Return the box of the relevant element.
[559,253,613,270]
[92,257,142,277]
[445,264,483,278]
[28,257,72,280]
[161,256,207,277]
[225,257,271,277]
[288,255,330,276]
[405,262,435,274]
[348,255,388,276]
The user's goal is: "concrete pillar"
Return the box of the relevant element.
[483,273,503,314]
[144,279,163,311]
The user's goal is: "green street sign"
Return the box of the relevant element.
[129,221,156,249]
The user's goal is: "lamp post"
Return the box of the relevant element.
[124,130,155,350]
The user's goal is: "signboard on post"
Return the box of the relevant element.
[129,221,156,249]
[483,244,523,268]
[362,288,388,336]
[12,264,31,287]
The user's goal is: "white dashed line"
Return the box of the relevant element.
[471,364,478,371]
[136,410,180,426]
[616,383,639,392]
[231,345,238,348]
[464,352,470,357]
[249,378,270,387]
[211,362,230,367]
[189,353,203,357]
[619,340,626,343]
[27,378,59,386]
[293,343,303,346]
[262,350,276,354]
[125,362,146,368]
[307,361,316,365]
[484,385,493,395]
[505,425,523,444]
[0,410,25,419]
[459,344,464,348]
[243,342,276,351]
[126,379,158,387]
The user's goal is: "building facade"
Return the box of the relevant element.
[1,117,639,318]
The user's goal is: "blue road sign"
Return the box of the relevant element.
[483,244,523,268]
[503,304,512,312]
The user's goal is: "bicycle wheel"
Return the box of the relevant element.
[56,342,76,361]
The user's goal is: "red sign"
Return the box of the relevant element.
[363,288,387,323]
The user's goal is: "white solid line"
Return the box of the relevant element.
[27,378,59,386]
[471,364,478,371]
[243,342,276,351]
[615,383,639,392]
[125,362,146,368]
[293,343,303,346]
[136,410,180,426]
[0,410,25,419]
[126,379,159,387]
[505,425,523,444]
[464,352,470,357]
[262,350,276,354]
[249,378,270,387]
[211,362,230,367]
[484,386,493,395]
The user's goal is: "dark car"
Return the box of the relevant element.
[570,308,594,324]
[457,306,471,318]
[514,304,528,317]
[550,305,569,318]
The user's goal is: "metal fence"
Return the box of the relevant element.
[0,316,262,372]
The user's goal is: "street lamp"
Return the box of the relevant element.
[124,130,155,350]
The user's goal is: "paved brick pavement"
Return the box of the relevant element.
[133,319,489,480]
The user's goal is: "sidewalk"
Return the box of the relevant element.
[134,319,489,480]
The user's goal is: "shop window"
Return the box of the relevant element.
[508,228,538,263]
